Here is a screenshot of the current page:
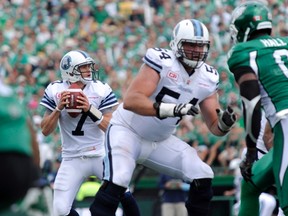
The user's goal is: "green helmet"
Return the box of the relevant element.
[230,1,272,44]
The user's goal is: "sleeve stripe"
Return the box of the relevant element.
[40,101,54,111]
[99,102,118,111]
[40,92,56,111]
[98,92,118,110]
[143,56,162,73]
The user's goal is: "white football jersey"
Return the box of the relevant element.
[111,48,219,142]
[40,80,118,158]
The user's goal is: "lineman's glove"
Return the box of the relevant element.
[216,106,236,133]
[240,148,257,182]
[153,102,199,118]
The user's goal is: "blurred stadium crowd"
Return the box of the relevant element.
[1,0,288,175]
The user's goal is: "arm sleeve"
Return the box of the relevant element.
[239,80,262,149]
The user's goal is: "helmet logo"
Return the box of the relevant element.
[253,15,262,21]
[61,55,72,70]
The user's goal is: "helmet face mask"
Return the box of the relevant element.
[178,40,209,68]
[60,50,97,84]
[230,1,272,44]
[73,58,95,82]
[170,19,210,69]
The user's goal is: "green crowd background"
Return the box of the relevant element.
[1,0,288,183]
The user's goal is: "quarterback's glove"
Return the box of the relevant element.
[87,105,103,124]
[216,106,236,133]
[153,102,199,118]
[240,148,257,182]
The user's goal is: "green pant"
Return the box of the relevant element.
[239,148,274,216]
[239,120,288,216]
[273,120,288,214]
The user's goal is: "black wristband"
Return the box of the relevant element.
[153,102,161,118]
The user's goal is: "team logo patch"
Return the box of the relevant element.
[253,15,262,21]
[56,92,61,99]
[61,55,72,70]
[167,71,179,81]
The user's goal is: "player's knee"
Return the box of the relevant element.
[241,179,261,198]
[185,178,213,216]
[105,171,132,188]
[53,200,71,216]
[260,193,276,209]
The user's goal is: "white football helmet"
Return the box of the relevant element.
[60,50,96,84]
[170,19,210,69]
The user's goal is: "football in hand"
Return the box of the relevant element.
[66,83,82,118]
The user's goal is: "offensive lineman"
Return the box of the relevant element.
[40,50,139,216]
[89,19,236,216]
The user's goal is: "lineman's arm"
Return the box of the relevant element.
[200,93,226,136]
[123,64,160,116]
[123,64,198,118]
[200,93,236,136]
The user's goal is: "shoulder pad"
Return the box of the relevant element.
[200,63,219,83]
[143,48,175,73]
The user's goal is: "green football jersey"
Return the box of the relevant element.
[228,35,288,127]
[0,83,32,155]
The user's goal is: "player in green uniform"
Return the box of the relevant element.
[227,1,288,215]
[0,79,40,211]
